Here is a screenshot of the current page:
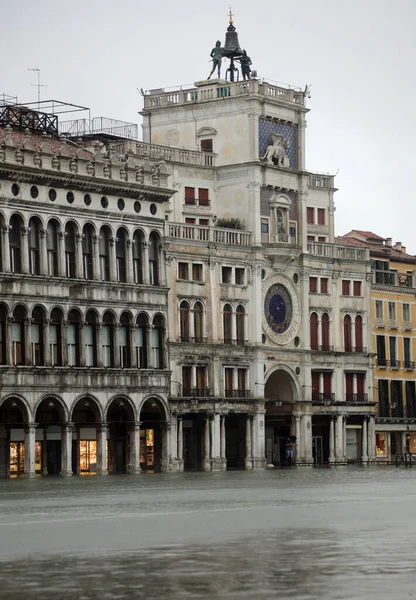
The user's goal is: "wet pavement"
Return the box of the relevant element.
[0,467,415,599]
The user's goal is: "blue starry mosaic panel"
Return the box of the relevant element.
[259,118,297,169]
[264,283,293,334]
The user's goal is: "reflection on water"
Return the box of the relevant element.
[1,528,416,600]
[1,468,416,599]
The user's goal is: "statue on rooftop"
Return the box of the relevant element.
[207,40,225,80]
[239,50,252,80]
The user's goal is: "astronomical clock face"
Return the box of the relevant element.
[264,284,293,334]
[262,275,301,345]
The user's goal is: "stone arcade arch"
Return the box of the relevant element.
[264,368,299,466]
[34,396,68,475]
[71,396,105,475]
[139,398,169,472]
[106,397,136,474]
[0,396,32,477]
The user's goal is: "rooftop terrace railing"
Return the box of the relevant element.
[307,242,369,261]
[166,222,252,247]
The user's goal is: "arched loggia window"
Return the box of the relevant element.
[321,313,330,351]
[194,302,204,344]
[136,314,148,368]
[310,312,318,351]
[85,310,97,367]
[149,232,159,286]
[133,230,144,284]
[31,306,45,365]
[9,214,23,274]
[355,315,363,352]
[236,305,245,345]
[99,226,111,281]
[50,307,63,366]
[65,222,77,279]
[28,217,41,275]
[116,229,127,283]
[180,301,190,342]
[0,304,7,365]
[152,315,165,369]
[119,312,131,368]
[46,220,59,277]
[102,311,115,367]
[344,315,352,352]
[82,224,94,280]
[11,305,26,365]
[67,309,81,366]
[223,304,232,344]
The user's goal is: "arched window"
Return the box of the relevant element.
[236,305,245,345]
[99,226,111,281]
[223,304,232,344]
[133,230,144,284]
[12,305,27,365]
[9,215,22,273]
[0,304,7,365]
[136,314,148,368]
[67,309,81,366]
[65,222,77,279]
[321,313,330,351]
[194,302,204,344]
[102,311,115,367]
[152,315,164,369]
[344,315,352,352]
[82,224,94,280]
[31,306,45,365]
[50,307,63,366]
[28,217,41,275]
[180,301,190,342]
[116,228,127,283]
[47,220,59,276]
[85,310,97,367]
[119,312,131,367]
[355,315,363,352]
[310,312,318,350]
[149,232,159,286]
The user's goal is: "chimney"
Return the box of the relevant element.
[386,237,393,247]
[394,242,402,252]
[402,246,407,254]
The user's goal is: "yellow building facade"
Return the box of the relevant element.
[340,231,416,461]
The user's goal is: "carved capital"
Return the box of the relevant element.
[332,272,340,281]
[40,228,47,238]
[22,227,30,236]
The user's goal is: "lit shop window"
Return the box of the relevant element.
[376,433,387,457]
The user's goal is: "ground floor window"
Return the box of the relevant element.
[346,428,361,461]
[376,432,387,457]
[9,441,41,475]
[140,429,154,469]
[80,440,97,473]
[408,433,416,453]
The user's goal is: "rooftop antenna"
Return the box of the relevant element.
[27,67,47,110]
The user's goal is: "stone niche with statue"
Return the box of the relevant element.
[260,187,298,244]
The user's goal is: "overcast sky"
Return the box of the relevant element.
[2,1,415,250]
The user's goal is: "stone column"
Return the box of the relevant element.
[96,323,103,368]
[295,414,301,463]
[351,319,356,352]
[303,414,313,463]
[43,318,51,366]
[212,413,221,471]
[129,326,137,368]
[96,423,108,475]
[161,422,170,472]
[21,227,30,274]
[78,322,86,367]
[329,416,335,464]
[126,239,134,283]
[177,417,184,471]
[2,226,11,272]
[317,318,322,349]
[58,231,66,277]
[40,228,48,276]
[130,422,141,474]
[142,241,150,285]
[61,423,74,476]
[93,235,101,281]
[220,415,227,470]
[204,416,211,471]
[75,234,84,279]
[335,414,344,462]
[368,415,376,461]
[113,324,121,368]
[252,410,266,469]
[24,423,37,477]
[343,417,347,459]
[361,417,368,464]
[25,318,33,366]
[41,429,48,475]
[245,415,253,470]
[170,412,178,471]
[402,430,408,455]
[109,237,117,282]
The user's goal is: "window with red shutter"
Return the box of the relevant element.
[345,373,354,401]
[321,313,330,351]
[201,139,213,152]
[344,315,352,352]
[357,373,365,398]
[323,373,332,398]
[310,313,318,350]
[198,188,209,206]
[353,281,361,296]
[317,208,325,225]
[342,280,350,296]
[309,277,318,293]
[184,187,195,205]
[320,278,328,294]
[355,315,363,352]
[312,372,320,400]
[307,207,314,224]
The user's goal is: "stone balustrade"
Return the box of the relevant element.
[166,222,252,247]
[308,242,370,261]
[307,174,335,189]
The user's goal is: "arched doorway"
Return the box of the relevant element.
[0,397,32,477]
[264,369,297,466]
[35,397,67,475]
[71,397,103,475]
[106,398,135,474]
[139,398,168,472]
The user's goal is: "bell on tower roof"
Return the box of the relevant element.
[206,9,254,83]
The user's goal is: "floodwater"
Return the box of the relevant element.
[0,468,416,599]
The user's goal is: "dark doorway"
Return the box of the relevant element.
[46,440,61,474]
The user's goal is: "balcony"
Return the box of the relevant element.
[179,336,208,345]
[376,358,388,368]
[388,319,398,329]
[225,389,251,399]
[317,345,334,352]
[166,223,252,247]
[312,392,335,404]
[345,393,369,402]
[404,361,415,370]
[182,388,211,398]
[375,318,385,329]
[403,321,413,331]
[307,243,369,261]
[391,359,401,369]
